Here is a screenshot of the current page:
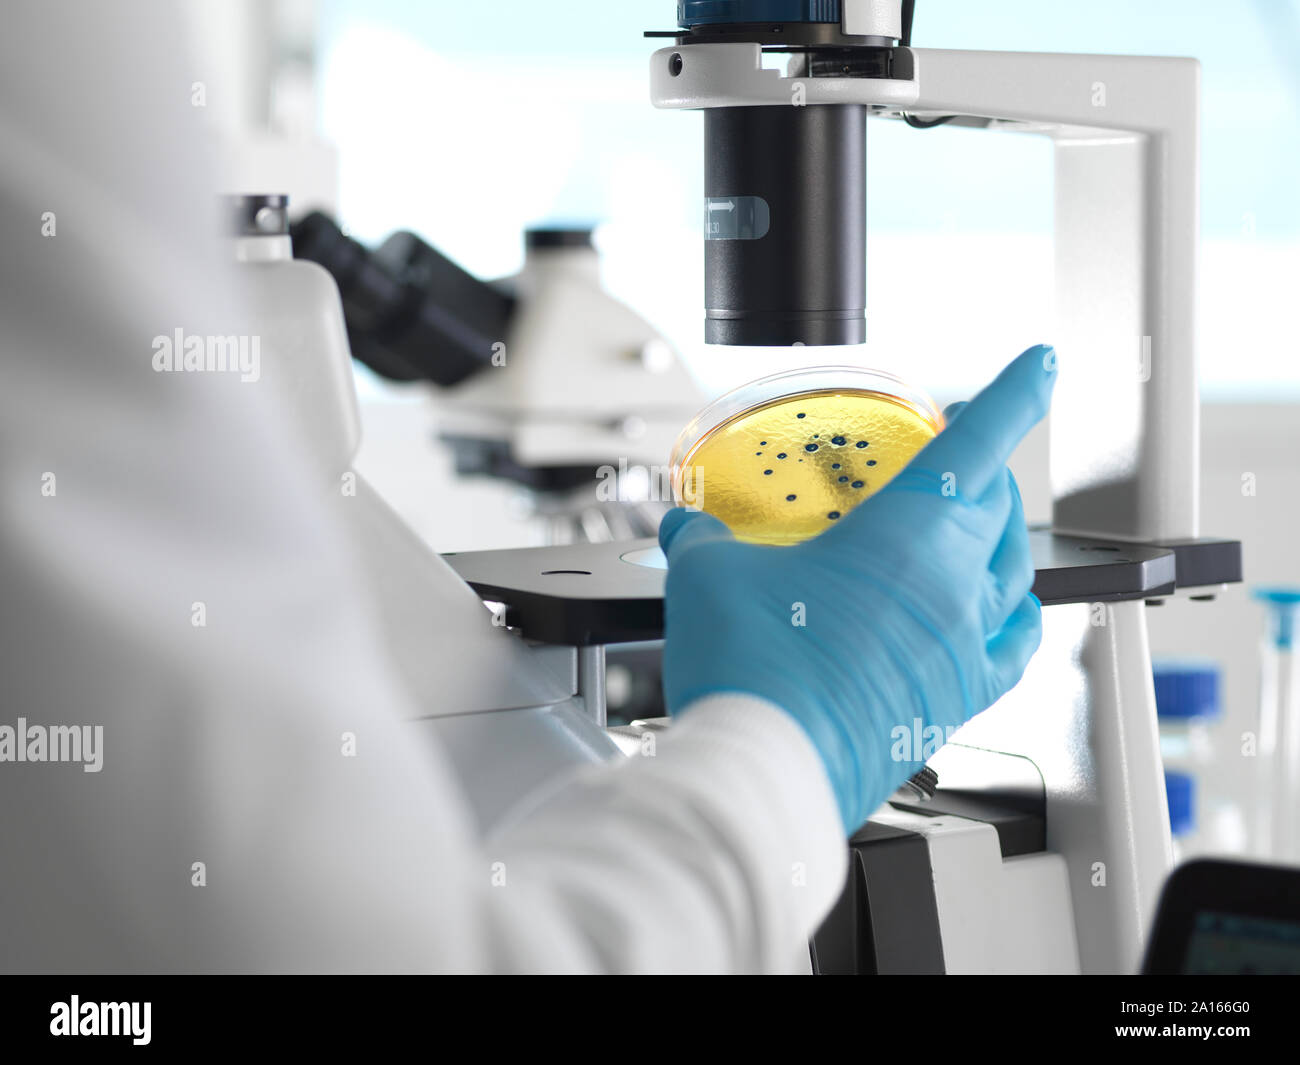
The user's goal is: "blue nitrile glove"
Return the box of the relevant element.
[659,344,1057,832]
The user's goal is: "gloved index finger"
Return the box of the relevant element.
[659,507,734,564]
[911,344,1056,500]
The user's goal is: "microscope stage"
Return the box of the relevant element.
[444,530,1240,647]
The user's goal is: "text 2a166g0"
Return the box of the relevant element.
[1121,1001,1251,1015]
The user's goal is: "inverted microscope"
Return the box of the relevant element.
[441,0,1243,973]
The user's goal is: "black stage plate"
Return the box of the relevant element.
[444,530,1240,646]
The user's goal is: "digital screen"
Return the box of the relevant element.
[1182,911,1300,974]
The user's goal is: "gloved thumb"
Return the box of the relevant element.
[659,507,734,564]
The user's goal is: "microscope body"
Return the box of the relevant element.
[447,231,702,475]
[439,230,706,543]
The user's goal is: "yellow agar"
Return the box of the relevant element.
[674,388,942,545]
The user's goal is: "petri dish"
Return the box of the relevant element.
[670,367,944,545]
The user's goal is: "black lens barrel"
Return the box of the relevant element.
[704,104,866,346]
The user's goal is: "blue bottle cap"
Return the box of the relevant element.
[1165,770,1196,837]
[679,1,842,27]
[1253,587,1300,650]
[1152,660,1221,721]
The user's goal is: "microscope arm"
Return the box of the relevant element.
[906,48,1201,543]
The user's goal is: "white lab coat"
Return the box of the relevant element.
[0,1,845,973]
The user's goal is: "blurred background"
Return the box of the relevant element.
[188,0,1299,854]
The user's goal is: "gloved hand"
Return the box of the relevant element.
[659,344,1057,832]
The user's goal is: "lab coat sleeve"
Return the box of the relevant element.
[483,694,848,973]
[0,0,847,973]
